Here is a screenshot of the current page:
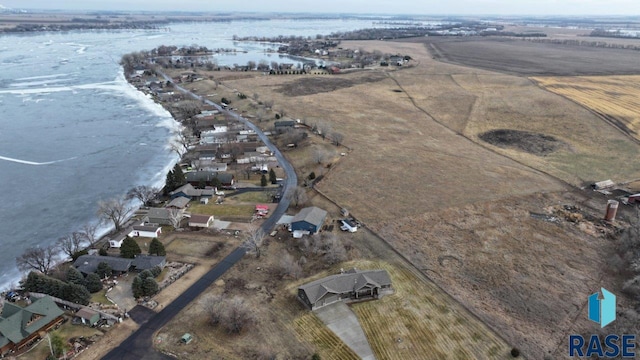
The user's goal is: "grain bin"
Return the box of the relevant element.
[605,200,619,221]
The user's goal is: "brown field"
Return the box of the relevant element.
[532,75,640,141]
[194,37,640,359]
[425,37,640,76]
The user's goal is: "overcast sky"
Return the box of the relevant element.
[2,0,640,16]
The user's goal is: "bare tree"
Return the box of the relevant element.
[243,227,265,258]
[204,294,225,325]
[97,198,133,231]
[317,122,332,140]
[56,232,85,259]
[312,148,328,164]
[320,233,347,264]
[278,107,287,118]
[16,245,57,275]
[172,100,201,120]
[79,223,100,246]
[290,186,308,208]
[280,252,303,279]
[224,296,254,334]
[169,126,194,157]
[126,185,160,206]
[330,131,344,146]
[167,208,184,230]
[263,99,274,110]
[252,93,260,102]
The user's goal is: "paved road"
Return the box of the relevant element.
[102,75,297,360]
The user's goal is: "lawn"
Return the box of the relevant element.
[188,203,255,218]
[91,289,112,305]
[227,191,272,203]
[27,320,103,360]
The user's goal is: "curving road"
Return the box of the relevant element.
[102,75,297,360]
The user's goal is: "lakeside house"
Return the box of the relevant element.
[169,183,215,200]
[74,255,166,276]
[185,171,234,187]
[147,208,185,226]
[166,196,190,209]
[0,296,65,356]
[297,268,393,310]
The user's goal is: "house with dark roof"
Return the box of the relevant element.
[131,255,166,272]
[74,255,132,275]
[274,120,296,133]
[297,269,393,310]
[169,183,215,200]
[0,296,64,355]
[147,208,185,226]
[290,207,328,237]
[185,171,235,187]
[166,196,190,209]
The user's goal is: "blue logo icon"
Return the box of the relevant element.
[588,288,616,328]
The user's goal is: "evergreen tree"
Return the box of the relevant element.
[71,249,88,261]
[132,276,144,298]
[150,265,163,278]
[142,277,159,296]
[260,174,267,187]
[64,283,90,305]
[165,164,187,193]
[98,248,108,256]
[96,261,112,279]
[66,266,85,286]
[85,273,103,293]
[148,238,166,256]
[139,269,154,281]
[269,168,277,184]
[50,332,68,357]
[120,237,141,259]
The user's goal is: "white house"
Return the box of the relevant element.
[189,214,214,228]
[340,219,358,233]
[128,223,162,238]
[109,236,126,248]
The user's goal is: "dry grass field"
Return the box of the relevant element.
[532,75,640,141]
[202,38,640,359]
[347,260,511,360]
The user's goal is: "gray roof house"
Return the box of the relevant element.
[147,208,184,226]
[290,207,328,236]
[298,269,393,310]
[74,255,133,275]
[166,196,190,209]
[169,183,215,200]
[131,255,167,271]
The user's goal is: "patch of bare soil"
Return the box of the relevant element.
[275,73,386,97]
[479,129,567,156]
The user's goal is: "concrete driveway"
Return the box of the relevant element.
[315,302,376,360]
[107,274,137,313]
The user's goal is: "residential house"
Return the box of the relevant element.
[108,235,126,248]
[192,159,227,172]
[274,120,296,133]
[128,223,162,238]
[74,255,133,275]
[131,255,166,272]
[185,171,234,187]
[189,214,214,228]
[75,308,100,326]
[297,269,392,310]
[290,206,328,237]
[169,183,215,200]
[0,296,65,356]
[166,197,190,209]
[147,208,185,226]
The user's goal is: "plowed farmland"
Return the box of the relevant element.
[532,75,640,141]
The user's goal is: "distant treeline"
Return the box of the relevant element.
[0,20,167,33]
[526,37,640,51]
[590,29,640,40]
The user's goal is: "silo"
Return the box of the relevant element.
[604,200,619,221]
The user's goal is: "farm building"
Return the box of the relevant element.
[0,296,64,356]
[128,223,162,238]
[189,214,214,228]
[297,269,393,310]
[291,206,328,237]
